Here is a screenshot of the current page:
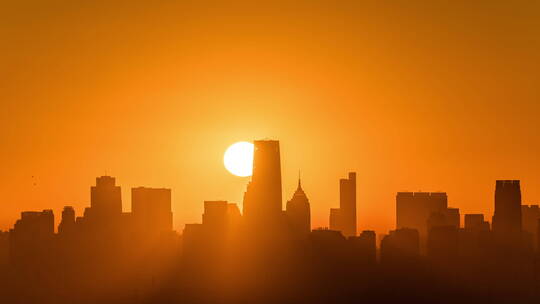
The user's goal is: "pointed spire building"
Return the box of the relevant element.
[286,177,311,237]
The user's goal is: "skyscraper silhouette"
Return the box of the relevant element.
[492,180,522,240]
[58,206,76,235]
[464,214,490,232]
[339,172,357,237]
[396,192,448,243]
[9,210,54,266]
[380,228,420,265]
[521,205,540,250]
[427,225,458,265]
[286,178,311,238]
[329,208,341,232]
[349,230,376,265]
[202,200,229,232]
[132,187,173,237]
[327,172,356,236]
[427,207,460,232]
[89,176,122,219]
[243,140,283,230]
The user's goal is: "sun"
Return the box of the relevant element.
[224,141,254,177]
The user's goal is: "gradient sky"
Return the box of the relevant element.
[1,1,539,235]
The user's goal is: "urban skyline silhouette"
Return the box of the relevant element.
[1,139,540,303]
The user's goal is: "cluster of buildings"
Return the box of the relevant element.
[180,140,540,269]
[5,176,176,273]
[2,140,540,267]
[1,139,540,304]
[182,140,313,260]
[382,180,540,264]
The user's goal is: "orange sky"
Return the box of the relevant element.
[1,1,539,235]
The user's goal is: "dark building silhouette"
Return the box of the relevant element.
[285,178,311,238]
[427,225,459,265]
[9,210,54,266]
[464,214,490,232]
[0,231,8,267]
[521,204,540,250]
[396,192,447,232]
[492,180,522,240]
[200,200,242,234]
[396,192,452,250]
[427,207,460,232]
[327,172,356,237]
[183,200,242,262]
[243,140,283,231]
[427,211,447,231]
[78,176,138,249]
[11,210,54,237]
[459,214,492,261]
[132,187,173,237]
[538,218,540,254]
[349,230,376,265]
[202,201,229,231]
[181,223,206,260]
[380,228,420,265]
[340,172,356,237]
[87,176,122,222]
[309,228,348,262]
[444,207,460,228]
[329,208,341,232]
[58,206,76,235]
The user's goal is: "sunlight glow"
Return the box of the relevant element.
[224,141,254,177]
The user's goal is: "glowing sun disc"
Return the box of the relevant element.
[224,141,254,177]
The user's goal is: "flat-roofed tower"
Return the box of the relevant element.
[340,172,357,237]
[243,140,283,230]
[492,180,522,240]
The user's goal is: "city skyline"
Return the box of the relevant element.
[2,139,540,303]
[3,139,538,240]
[2,156,538,236]
[1,156,537,236]
[2,1,540,302]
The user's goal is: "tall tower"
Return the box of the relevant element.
[286,178,311,237]
[243,140,283,229]
[340,172,357,237]
[492,180,522,239]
